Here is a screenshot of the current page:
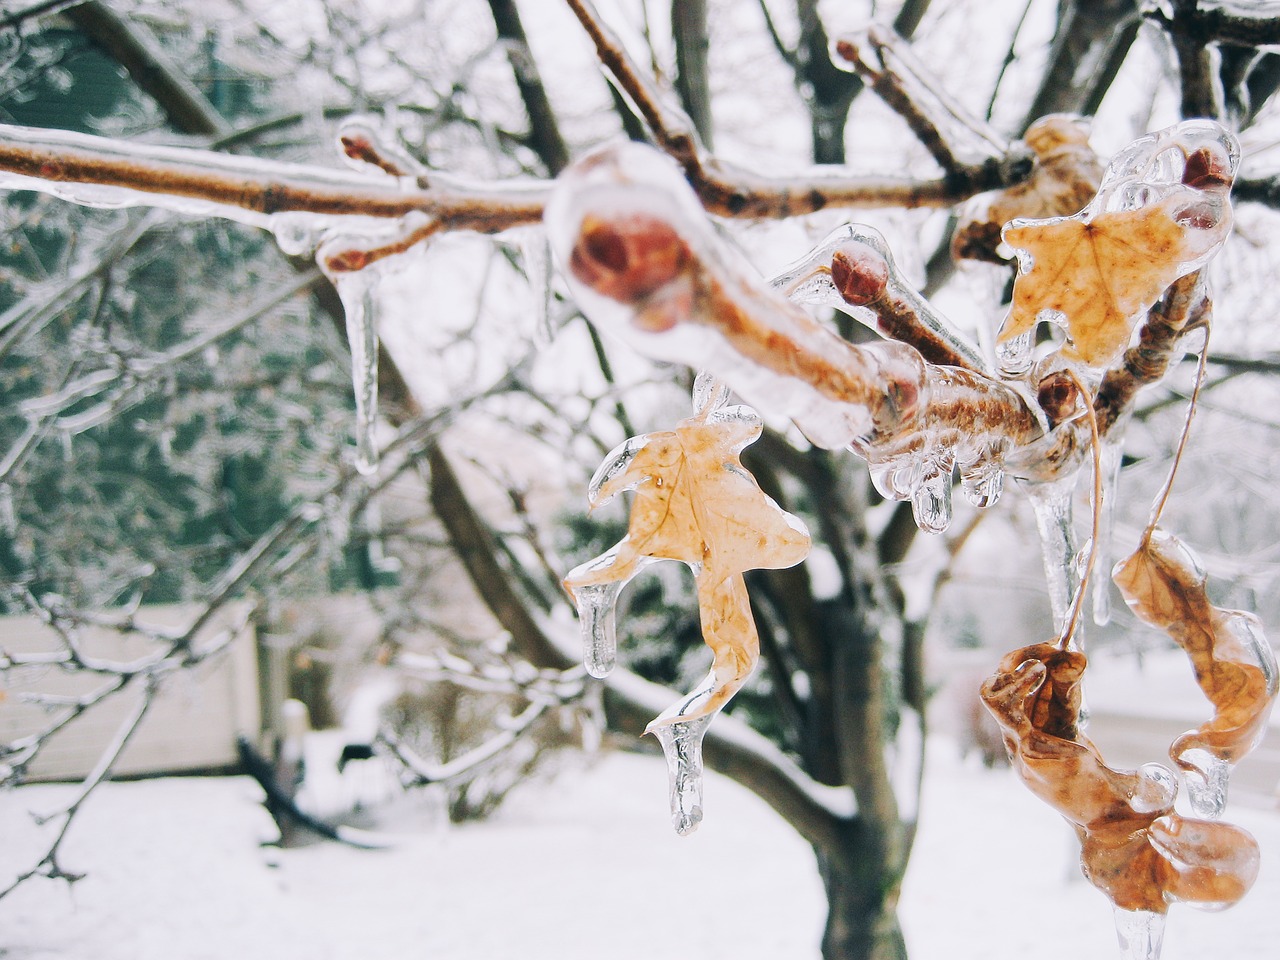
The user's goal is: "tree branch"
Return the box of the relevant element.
[561,0,1027,214]
[1019,0,1140,133]
[671,0,714,149]
[485,0,571,175]
[65,2,231,137]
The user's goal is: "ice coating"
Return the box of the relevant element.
[545,143,1042,475]
[562,373,810,832]
[770,223,991,374]
[1093,441,1124,626]
[1114,908,1165,960]
[999,119,1240,370]
[1023,477,1079,633]
[650,714,712,836]
[980,642,1261,925]
[1113,528,1279,818]
[546,143,1042,535]
[337,115,428,179]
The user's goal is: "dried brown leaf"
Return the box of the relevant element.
[981,643,1260,913]
[1113,530,1278,769]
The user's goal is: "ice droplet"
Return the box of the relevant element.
[1131,762,1179,814]
[650,714,712,836]
[1025,477,1079,634]
[1176,747,1230,819]
[870,457,923,502]
[960,457,1004,508]
[271,213,323,256]
[568,580,621,678]
[996,330,1034,377]
[1114,908,1166,960]
[331,273,380,475]
[911,458,953,534]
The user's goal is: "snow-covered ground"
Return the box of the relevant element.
[3,737,1279,960]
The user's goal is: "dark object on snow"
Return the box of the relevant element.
[337,742,376,772]
[235,736,393,849]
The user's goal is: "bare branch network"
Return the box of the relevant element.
[4,2,1280,957]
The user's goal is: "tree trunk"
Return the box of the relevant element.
[818,824,909,960]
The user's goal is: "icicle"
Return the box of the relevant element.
[960,452,1004,508]
[650,714,712,836]
[1114,908,1166,960]
[911,454,954,534]
[1024,477,1079,634]
[870,457,921,503]
[567,580,623,678]
[1093,441,1123,625]
[509,226,555,347]
[1177,747,1230,820]
[328,271,380,475]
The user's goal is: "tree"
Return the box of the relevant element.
[3,3,1280,959]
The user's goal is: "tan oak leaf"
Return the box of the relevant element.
[1000,201,1194,368]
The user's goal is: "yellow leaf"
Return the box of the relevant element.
[1001,201,1194,368]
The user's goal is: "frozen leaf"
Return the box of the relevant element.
[563,376,810,832]
[981,642,1261,920]
[1002,206,1192,367]
[1113,529,1278,817]
[998,120,1239,369]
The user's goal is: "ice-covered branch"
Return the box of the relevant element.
[546,142,1043,531]
[0,123,548,236]
[1147,2,1280,51]
[1095,271,1209,435]
[563,0,1030,214]
[833,27,1019,178]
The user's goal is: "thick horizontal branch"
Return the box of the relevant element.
[0,124,547,232]
[1231,175,1280,208]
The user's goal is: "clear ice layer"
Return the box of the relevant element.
[1113,908,1165,960]
[568,579,625,678]
[650,714,713,836]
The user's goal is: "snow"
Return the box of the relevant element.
[4,738,1280,960]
